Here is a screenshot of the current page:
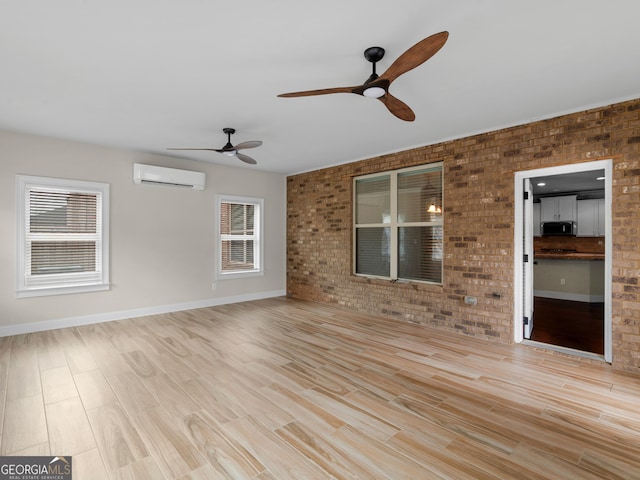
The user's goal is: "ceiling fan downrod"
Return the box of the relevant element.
[222,127,236,154]
[362,47,386,98]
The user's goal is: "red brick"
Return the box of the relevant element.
[287,98,640,373]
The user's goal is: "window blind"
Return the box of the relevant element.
[397,168,443,283]
[25,188,102,287]
[354,175,391,277]
[354,164,443,284]
[220,201,259,272]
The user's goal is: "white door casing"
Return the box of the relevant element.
[523,178,534,339]
[513,159,612,363]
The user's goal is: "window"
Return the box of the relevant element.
[217,195,263,278]
[354,163,443,284]
[16,175,110,297]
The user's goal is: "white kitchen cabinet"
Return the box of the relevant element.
[540,195,577,222]
[577,198,605,236]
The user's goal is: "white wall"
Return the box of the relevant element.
[0,129,287,335]
[533,258,604,302]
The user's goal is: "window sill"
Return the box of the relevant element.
[353,274,443,290]
[17,283,110,299]
[217,270,264,281]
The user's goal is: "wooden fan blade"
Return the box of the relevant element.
[278,86,356,97]
[379,31,449,84]
[379,93,415,121]
[167,148,217,151]
[235,140,262,150]
[236,153,257,165]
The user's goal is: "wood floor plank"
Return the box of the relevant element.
[178,377,241,424]
[281,361,356,397]
[510,442,606,480]
[86,339,132,378]
[36,330,68,371]
[41,365,78,405]
[6,342,41,400]
[54,328,99,374]
[579,448,640,479]
[301,386,400,442]
[1,297,640,479]
[443,436,550,480]
[1,394,47,455]
[333,424,440,480]
[74,369,118,410]
[207,376,295,430]
[388,430,489,480]
[222,415,330,480]
[176,463,233,480]
[72,448,110,480]
[131,405,205,479]
[7,441,50,456]
[141,373,199,418]
[276,420,395,480]
[155,336,191,358]
[147,351,199,384]
[475,402,585,463]
[107,456,166,480]
[245,359,313,394]
[86,403,149,472]
[181,410,265,479]
[260,382,346,436]
[344,389,456,448]
[46,396,96,456]
[122,350,157,378]
[107,372,159,416]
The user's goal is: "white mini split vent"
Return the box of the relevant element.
[133,163,205,190]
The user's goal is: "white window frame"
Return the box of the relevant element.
[216,194,264,279]
[353,162,443,285]
[16,175,110,298]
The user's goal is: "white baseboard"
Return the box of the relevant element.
[0,290,286,338]
[534,290,605,303]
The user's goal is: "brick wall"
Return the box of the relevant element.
[287,98,640,372]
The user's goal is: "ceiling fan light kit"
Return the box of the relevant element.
[278,31,449,121]
[362,86,386,98]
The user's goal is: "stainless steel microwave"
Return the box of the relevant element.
[541,221,577,236]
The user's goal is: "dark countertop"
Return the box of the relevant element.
[535,252,605,260]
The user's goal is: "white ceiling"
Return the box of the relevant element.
[1,1,639,175]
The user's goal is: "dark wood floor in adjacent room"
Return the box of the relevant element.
[531,297,605,355]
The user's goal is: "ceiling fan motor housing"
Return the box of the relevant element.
[364,46,385,63]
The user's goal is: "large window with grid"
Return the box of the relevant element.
[16,175,110,297]
[354,163,443,284]
[217,195,263,278]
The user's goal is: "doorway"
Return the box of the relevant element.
[513,160,612,362]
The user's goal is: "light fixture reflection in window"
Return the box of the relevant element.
[427,204,442,214]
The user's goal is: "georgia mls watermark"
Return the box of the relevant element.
[0,456,72,480]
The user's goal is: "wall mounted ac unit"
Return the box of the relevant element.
[133,163,205,190]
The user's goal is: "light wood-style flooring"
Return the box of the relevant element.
[1,297,640,479]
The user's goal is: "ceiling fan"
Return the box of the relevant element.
[278,31,449,121]
[168,128,262,164]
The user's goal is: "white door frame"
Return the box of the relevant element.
[523,178,534,339]
[513,159,613,363]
